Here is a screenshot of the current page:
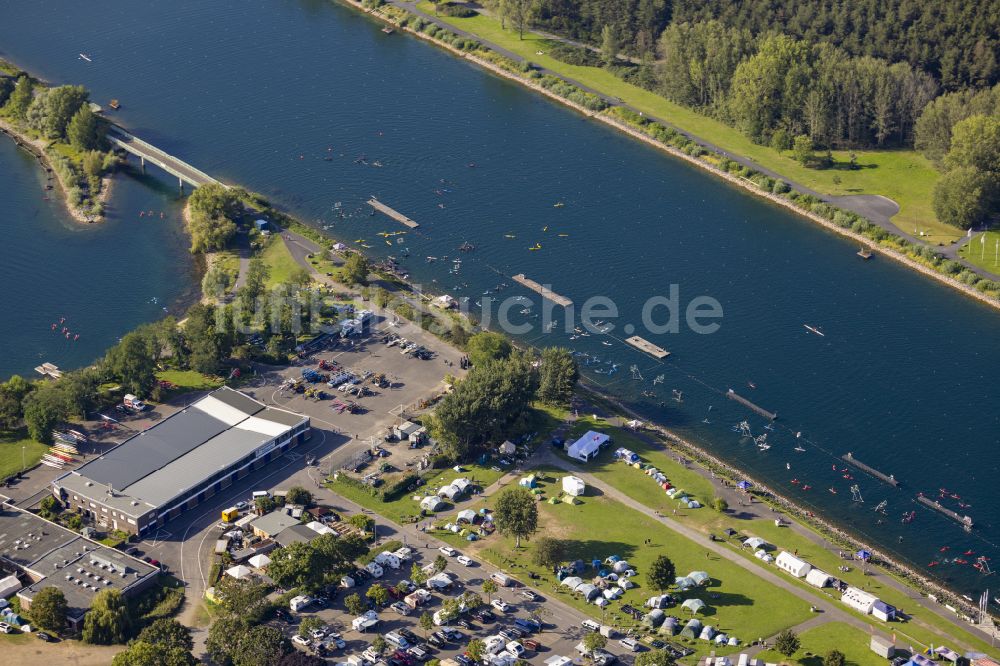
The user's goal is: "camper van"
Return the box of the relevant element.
[490,572,513,587]
[123,394,145,411]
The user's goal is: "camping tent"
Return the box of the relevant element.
[658,617,679,635]
[643,609,665,627]
[576,583,600,601]
[457,509,477,523]
[561,576,583,589]
[421,496,445,511]
[699,625,716,640]
[743,537,769,550]
[562,476,586,497]
[776,552,812,578]
[679,618,702,639]
[805,568,833,588]
[675,576,695,590]
[612,560,631,574]
[682,598,706,614]
[688,571,710,586]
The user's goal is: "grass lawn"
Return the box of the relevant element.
[756,622,890,666]
[0,430,48,479]
[551,418,996,653]
[211,249,240,280]
[959,231,1000,274]
[435,470,813,657]
[156,370,224,393]
[328,462,508,525]
[260,236,304,288]
[415,3,955,243]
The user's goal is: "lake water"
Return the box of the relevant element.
[1,0,997,595]
[0,132,197,380]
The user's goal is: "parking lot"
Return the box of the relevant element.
[269,541,635,666]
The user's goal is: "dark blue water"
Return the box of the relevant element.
[0,133,197,379]
[1,0,997,595]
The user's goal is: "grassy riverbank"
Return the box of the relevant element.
[412,2,953,243]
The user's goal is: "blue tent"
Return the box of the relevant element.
[856,549,872,561]
[737,480,753,490]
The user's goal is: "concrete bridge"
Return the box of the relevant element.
[106,124,222,190]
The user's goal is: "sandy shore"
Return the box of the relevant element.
[0,118,104,224]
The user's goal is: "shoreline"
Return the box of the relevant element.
[0,117,104,225]
[338,0,1000,314]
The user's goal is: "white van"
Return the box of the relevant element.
[581,619,601,632]
[385,631,409,649]
[618,637,640,652]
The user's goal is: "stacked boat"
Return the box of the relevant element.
[41,429,87,469]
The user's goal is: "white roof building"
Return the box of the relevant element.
[566,431,610,462]
[842,586,879,614]
[775,552,812,578]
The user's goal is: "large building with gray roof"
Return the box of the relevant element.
[0,498,160,629]
[52,388,310,536]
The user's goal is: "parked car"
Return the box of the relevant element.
[649,639,666,649]
[619,637,640,652]
[438,546,456,557]
[519,589,538,601]
[442,629,463,642]
[310,628,326,640]
[391,601,411,615]
[456,655,472,666]
[456,555,473,566]
[491,599,511,613]
[523,639,541,651]
[398,628,419,643]
[36,632,54,642]
[473,608,496,623]
[593,650,618,666]
[292,635,311,647]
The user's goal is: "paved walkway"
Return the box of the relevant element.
[384,1,1000,282]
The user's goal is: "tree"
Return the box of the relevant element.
[104,331,158,397]
[111,641,196,666]
[792,134,813,165]
[601,25,620,66]
[419,611,434,637]
[82,589,133,644]
[39,495,63,520]
[774,629,800,656]
[21,384,69,444]
[267,542,325,590]
[372,635,388,655]
[634,650,675,666]
[824,650,846,666]
[26,85,88,139]
[467,638,486,662]
[494,486,538,548]
[770,128,792,153]
[945,114,1000,173]
[503,0,536,39]
[66,104,103,151]
[0,375,32,430]
[285,485,312,506]
[186,184,242,254]
[299,615,325,637]
[202,264,234,300]
[482,579,498,602]
[434,554,448,572]
[583,632,607,654]
[207,616,248,666]
[214,576,272,622]
[933,167,993,228]
[536,347,578,406]
[411,562,428,586]
[344,592,365,616]
[366,583,389,607]
[4,75,33,121]
[137,618,194,652]
[648,555,676,592]
[711,496,728,512]
[29,586,67,632]
[349,513,375,533]
[341,253,369,286]
[466,331,512,367]
[230,625,289,666]
[532,536,566,569]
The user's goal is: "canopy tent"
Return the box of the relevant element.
[856,549,873,561]
[682,598,706,614]
[743,537,769,550]
[247,554,271,569]
[736,480,753,490]
[225,564,253,579]
[688,570,710,586]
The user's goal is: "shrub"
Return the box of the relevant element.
[547,43,601,67]
[435,2,476,18]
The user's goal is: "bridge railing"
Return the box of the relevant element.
[107,125,220,187]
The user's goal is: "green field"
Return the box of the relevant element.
[414,3,955,243]
[756,622,891,666]
[156,370,224,393]
[433,469,813,657]
[328,462,508,525]
[260,236,305,288]
[959,231,1000,274]
[0,430,47,480]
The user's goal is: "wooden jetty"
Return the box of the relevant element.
[917,495,973,529]
[511,274,573,307]
[34,362,63,380]
[726,389,776,420]
[857,245,874,260]
[367,198,419,228]
[625,336,670,359]
[842,452,899,487]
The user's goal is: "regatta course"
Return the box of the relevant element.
[0,0,998,599]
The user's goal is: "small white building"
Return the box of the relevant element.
[842,586,878,614]
[775,552,812,578]
[562,475,586,497]
[870,635,895,658]
[566,431,610,462]
[805,568,833,588]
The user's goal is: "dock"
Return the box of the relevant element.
[857,246,874,260]
[625,336,670,359]
[726,389,776,420]
[367,198,419,228]
[511,274,573,307]
[842,452,899,487]
[34,362,63,380]
[917,495,973,529]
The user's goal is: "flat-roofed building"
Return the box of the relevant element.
[52,388,310,535]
